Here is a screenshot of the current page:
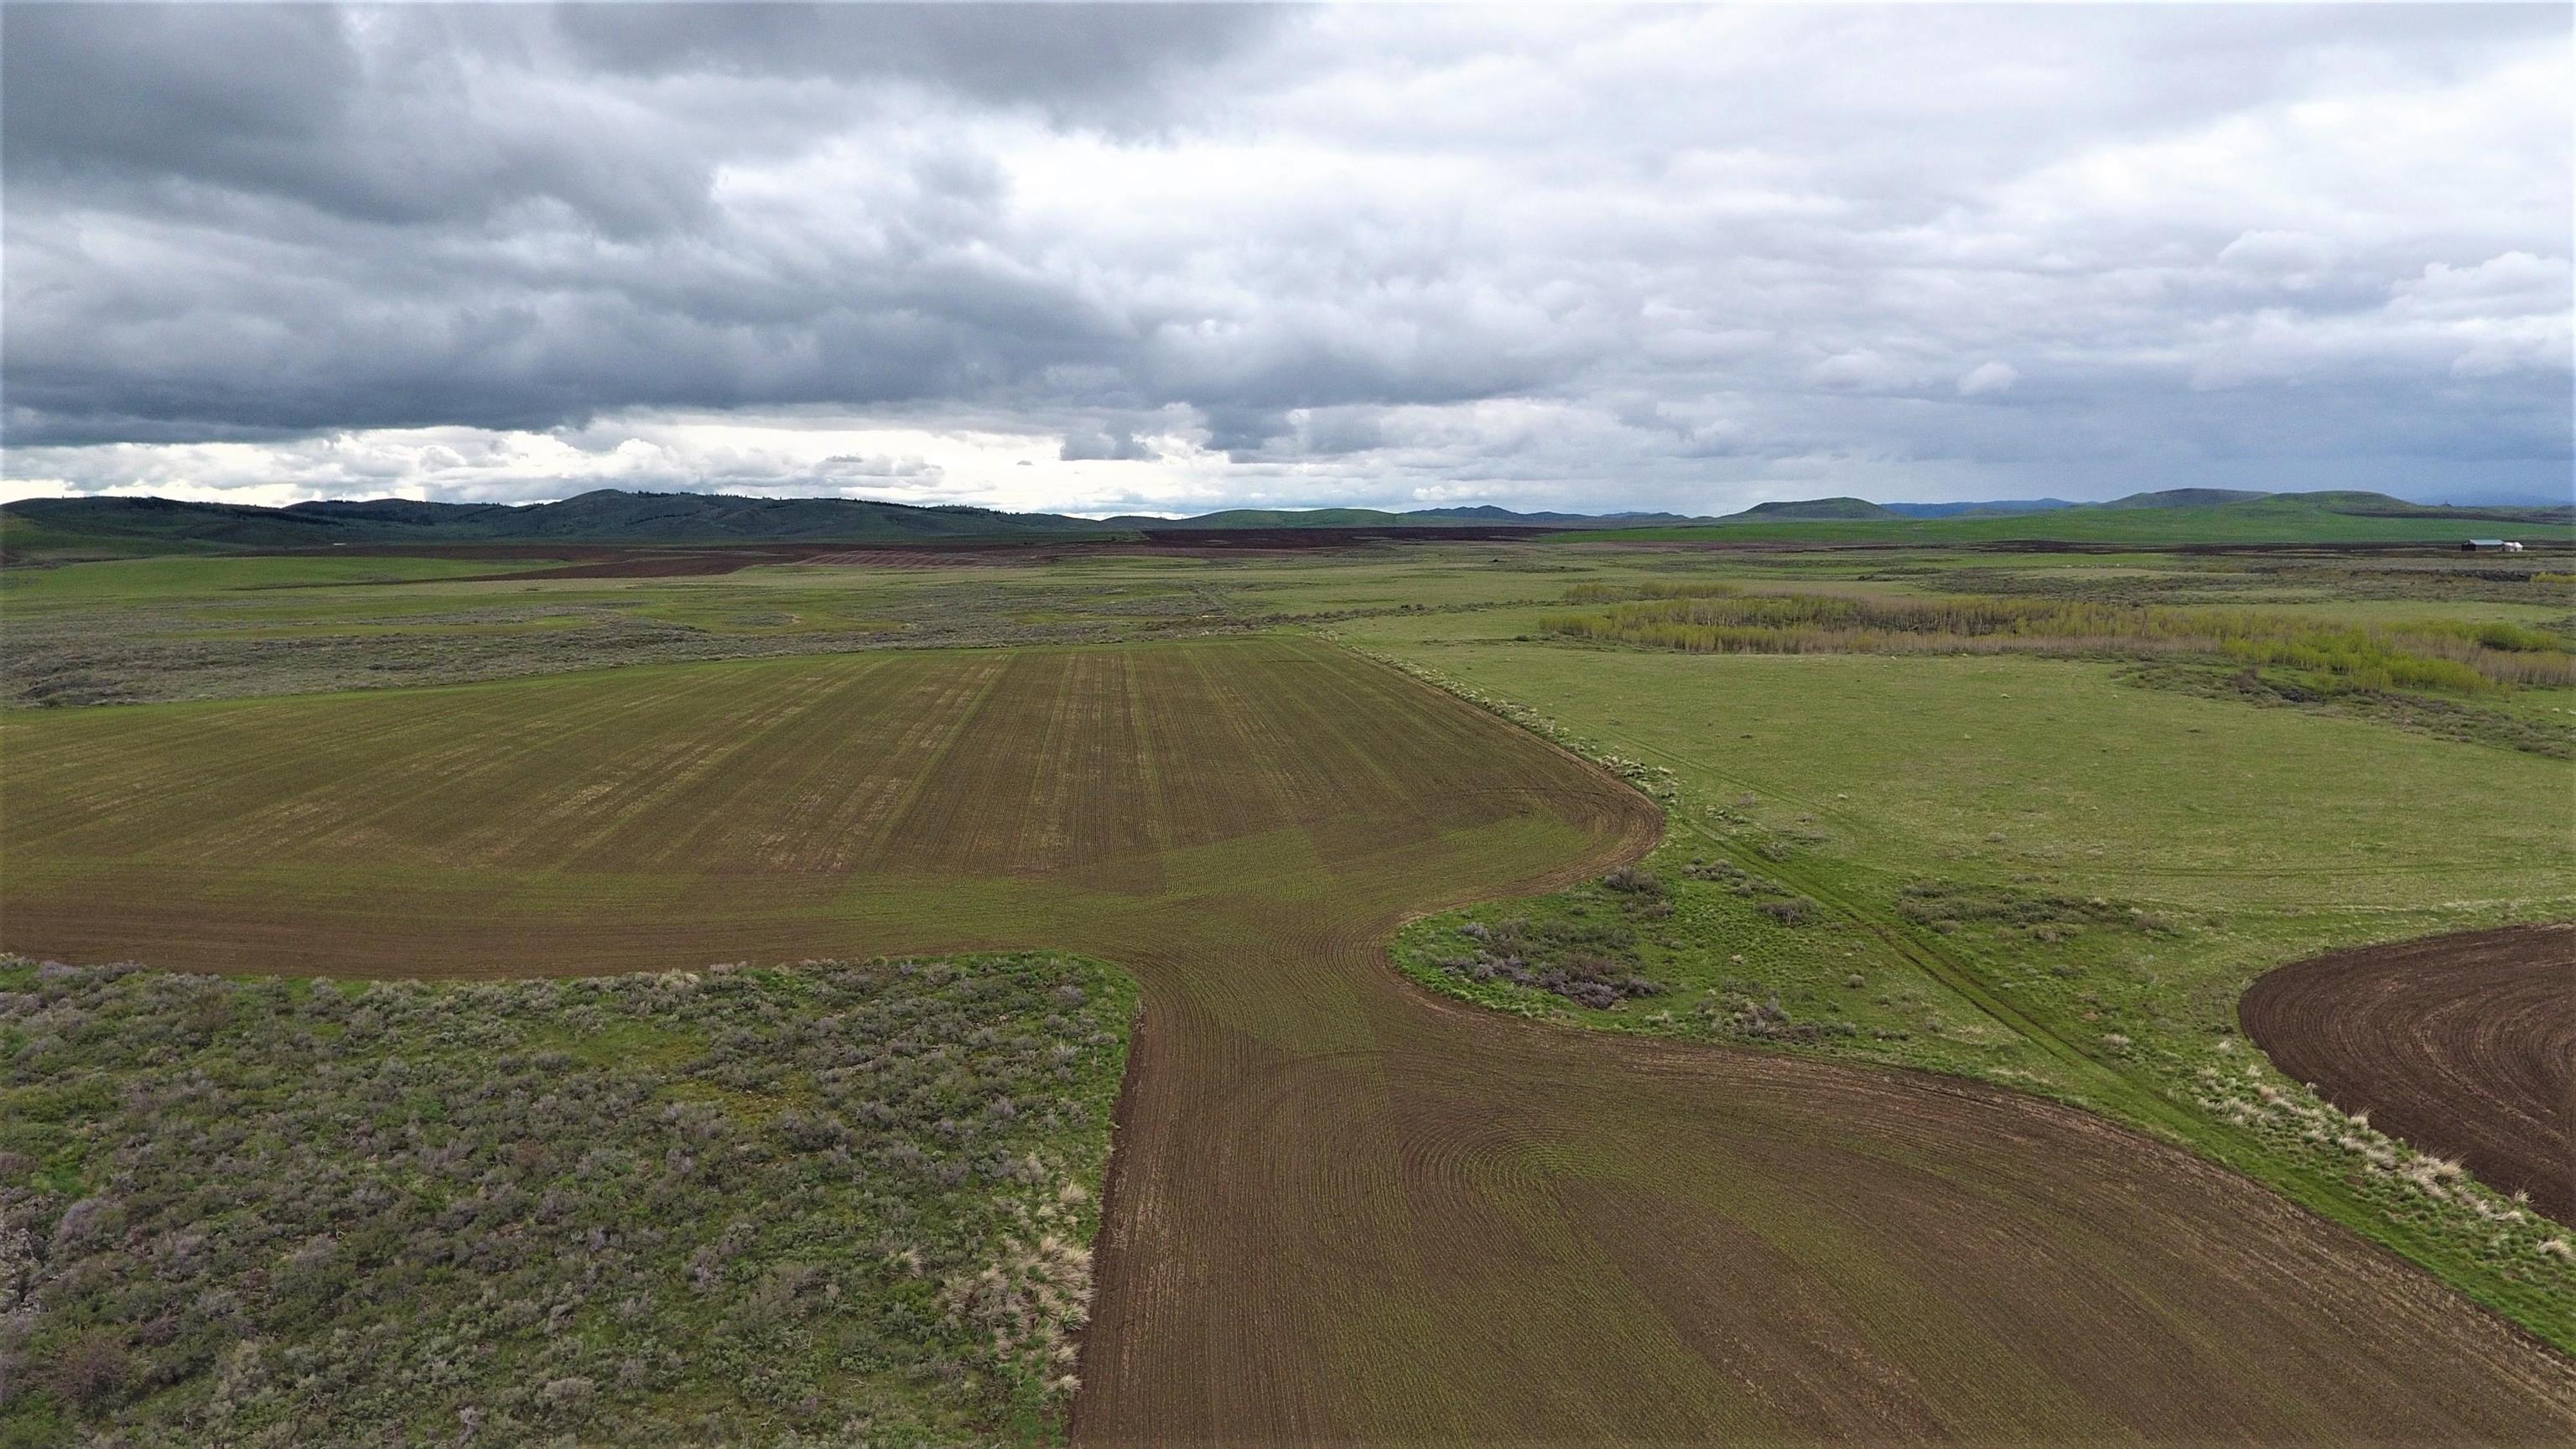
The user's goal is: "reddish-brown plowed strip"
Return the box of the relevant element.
[1079,928,2576,1443]
[2244,924,2574,1223]
[3,640,2571,1441]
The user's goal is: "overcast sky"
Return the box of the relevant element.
[3,3,2568,515]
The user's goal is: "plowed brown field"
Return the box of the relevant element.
[5,637,2570,1441]
[2244,924,2573,1224]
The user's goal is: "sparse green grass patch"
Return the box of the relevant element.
[1395,843,2087,1090]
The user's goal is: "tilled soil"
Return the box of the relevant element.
[2244,923,2573,1223]
[6,641,2573,1441]
[1072,921,2576,1443]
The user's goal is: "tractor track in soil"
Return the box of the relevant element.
[4,638,2571,1441]
[2244,923,2573,1224]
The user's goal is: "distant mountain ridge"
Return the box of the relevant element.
[0,491,1720,552]
[3,486,2567,555]
[3,491,1113,551]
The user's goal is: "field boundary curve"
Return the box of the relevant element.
[2243,922,2575,1226]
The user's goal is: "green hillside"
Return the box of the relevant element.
[1729,496,1900,521]
[2099,487,2275,510]
[0,491,1121,556]
[1571,492,2573,546]
[8,486,2567,560]
[0,493,1697,559]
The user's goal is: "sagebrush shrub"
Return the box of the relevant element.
[0,953,1133,1446]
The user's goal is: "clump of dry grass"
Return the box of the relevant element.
[2191,1044,2574,1295]
[938,1197,1098,1404]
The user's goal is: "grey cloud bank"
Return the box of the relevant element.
[3,3,2568,513]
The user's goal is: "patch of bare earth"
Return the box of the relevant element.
[6,641,2571,1441]
[2244,923,2573,1223]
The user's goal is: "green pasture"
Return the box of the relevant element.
[1571,495,2575,546]
[1351,623,2574,1344]
[7,533,2575,1420]
[0,552,559,604]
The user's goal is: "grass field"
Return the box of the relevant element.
[1332,647,2572,908]
[7,630,2575,1440]
[12,537,2569,721]
[1341,624,2576,1343]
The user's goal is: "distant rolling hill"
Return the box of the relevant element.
[0,491,1124,556]
[3,486,2566,558]
[1572,491,2573,547]
[0,491,1116,551]
[1727,497,1898,521]
[2098,488,2277,510]
[0,492,1712,556]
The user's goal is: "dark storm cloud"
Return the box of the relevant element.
[0,1,1159,443]
[2,6,713,234]
[3,7,357,182]
[2,3,2568,509]
[2,4,1283,224]
[551,3,1285,111]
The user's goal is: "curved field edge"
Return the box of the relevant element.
[8,637,2574,1439]
[0,951,1137,1447]
[1354,641,2576,1354]
[2242,925,2574,1225]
